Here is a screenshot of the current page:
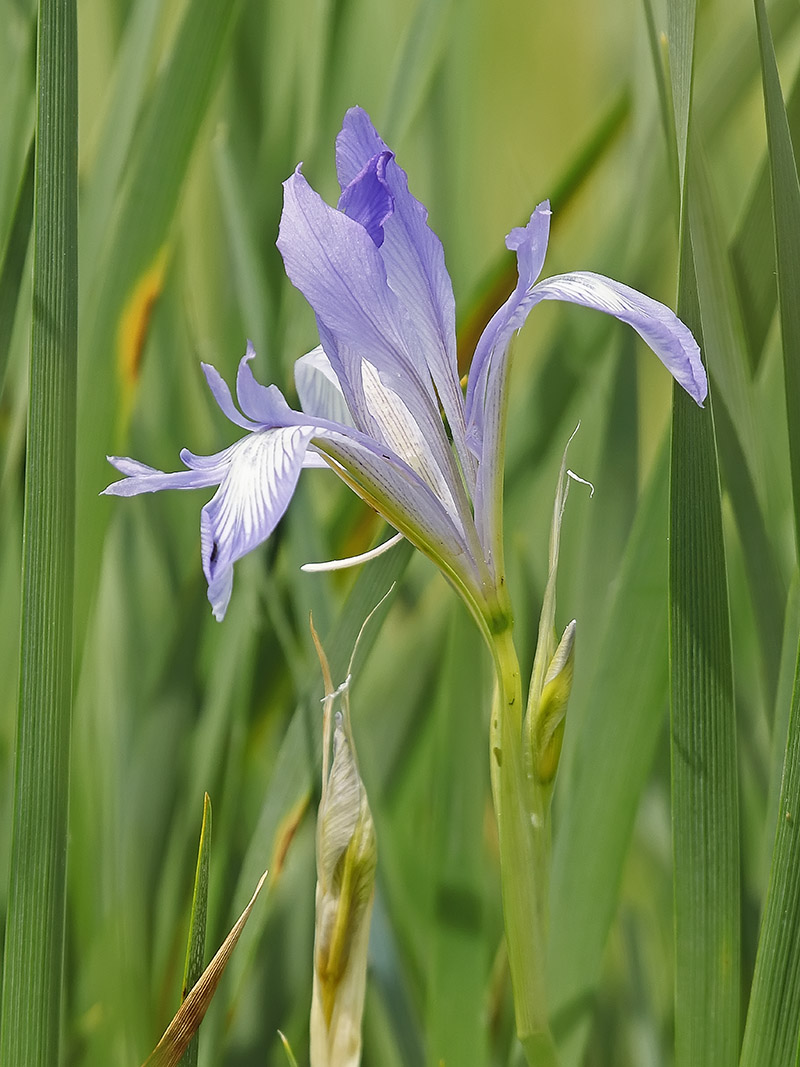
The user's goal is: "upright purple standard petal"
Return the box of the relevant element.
[465,201,552,452]
[278,166,473,535]
[335,107,473,485]
[337,151,394,247]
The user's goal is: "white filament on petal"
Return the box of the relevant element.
[301,531,405,572]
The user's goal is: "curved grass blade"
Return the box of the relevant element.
[0,135,33,397]
[142,870,268,1067]
[179,793,212,1067]
[753,0,800,563]
[0,0,78,1062]
[739,627,800,1067]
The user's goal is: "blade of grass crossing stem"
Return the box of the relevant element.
[689,149,785,704]
[754,0,800,564]
[0,0,78,1063]
[740,629,800,1066]
[670,253,740,1066]
[667,4,740,1061]
[179,793,212,1067]
[427,602,489,1067]
[667,0,696,182]
[142,871,268,1067]
[729,64,800,372]
[0,136,33,396]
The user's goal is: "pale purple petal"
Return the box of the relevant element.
[336,107,472,484]
[200,426,315,620]
[202,362,257,430]
[295,345,354,427]
[102,456,223,496]
[465,201,552,447]
[314,430,474,573]
[235,340,296,425]
[529,271,707,405]
[278,168,470,527]
[337,151,394,247]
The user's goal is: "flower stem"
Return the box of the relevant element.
[489,622,559,1066]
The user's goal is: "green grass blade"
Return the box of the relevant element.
[667,4,740,1061]
[0,0,78,1062]
[427,602,489,1067]
[689,149,785,703]
[0,136,33,396]
[549,436,670,1065]
[754,0,800,562]
[669,258,740,1066]
[179,793,212,1067]
[740,626,800,1066]
[729,63,800,371]
[667,0,697,183]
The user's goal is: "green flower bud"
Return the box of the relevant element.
[532,620,576,785]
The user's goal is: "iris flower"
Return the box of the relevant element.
[104,107,706,631]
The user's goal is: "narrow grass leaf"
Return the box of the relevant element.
[669,255,739,1066]
[740,629,800,1066]
[729,64,800,371]
[427,603,489,1067]
[142,870,268,1067]
[549,438,669,1066]
[689,149,785,703]
[754,0,800,562]
[667,0,697,183]
[178,793,212,1067]
[667,5,740,1061]
[0,0,78,1064]
[0,136,33,395]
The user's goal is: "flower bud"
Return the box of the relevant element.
[311,713,377,1067]
[531,620,576,784]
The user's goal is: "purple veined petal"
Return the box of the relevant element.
[235,340,297,426]
[202,362,258,430]
[359,359,461,523]
[529,271,708,406]
[302,449,333,470]
[295,345,354,427]
[313,428,478,583]
[336,107,473,488]
[337,151,394,247]
[102,456,223,496]
[278,166,415,367]
[465,201,552,447]
[278,168,472,529]
[200,425,315,620]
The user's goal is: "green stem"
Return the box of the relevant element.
[489,624,559,1066]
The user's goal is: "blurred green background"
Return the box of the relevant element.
[2,0,799,1062]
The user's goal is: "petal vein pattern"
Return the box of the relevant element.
[201,427,314,619]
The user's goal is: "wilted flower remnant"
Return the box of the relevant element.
[103,107,706,636]
[310,621,377,1067]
